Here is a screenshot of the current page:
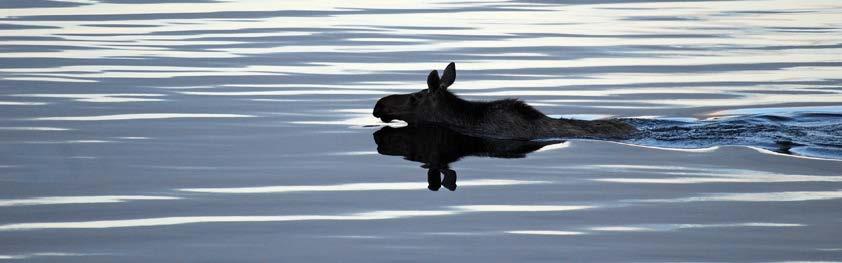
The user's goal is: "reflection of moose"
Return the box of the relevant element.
[373,62,637,140]
[373,126,562,191]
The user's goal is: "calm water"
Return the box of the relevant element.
[2,0,842,262]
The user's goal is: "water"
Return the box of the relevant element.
[1,0,842,262]
[625,112,842,159]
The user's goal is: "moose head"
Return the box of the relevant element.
[372,62,457,125]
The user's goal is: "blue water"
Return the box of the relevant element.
[626,112,842,159]
[1,0,842,262]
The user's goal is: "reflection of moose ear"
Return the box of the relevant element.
[441,169,457,191]
[427,70,441,92]
[440,62,455,90]
[427,168,442,191]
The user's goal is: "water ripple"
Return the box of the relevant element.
[0,195,179,207]
[31,113,255,121]
[179,179,546,193]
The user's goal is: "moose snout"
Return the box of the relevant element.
[373,99,394,123]
[373,95,402,122]
[373,100,385,118]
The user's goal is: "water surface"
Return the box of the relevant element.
[1,0,842,262]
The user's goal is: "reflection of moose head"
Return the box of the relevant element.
[373,126,562,191]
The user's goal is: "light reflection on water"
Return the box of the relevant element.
[179,179,546,193]
[1,0,841,262]
[30,113,256,121]
[0,195,179,207]
[639,190,842,203]
[0,210,461,231]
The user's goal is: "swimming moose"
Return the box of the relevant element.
[373,62,637,140]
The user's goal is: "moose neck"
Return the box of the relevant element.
[426,91,485,127]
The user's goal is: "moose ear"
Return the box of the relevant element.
[440,62,455,90]
[426,70,440,92]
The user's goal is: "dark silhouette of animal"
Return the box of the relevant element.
[373,62,637,140]
[374,125,561,191]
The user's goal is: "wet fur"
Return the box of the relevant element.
[373,62,637,140]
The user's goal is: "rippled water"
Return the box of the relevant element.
[1,0,842,262]
[626,112,842,159]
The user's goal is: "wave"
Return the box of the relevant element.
[623,112,842,159]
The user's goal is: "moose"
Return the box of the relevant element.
[374,125,561,191]
[373,62,637,140]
